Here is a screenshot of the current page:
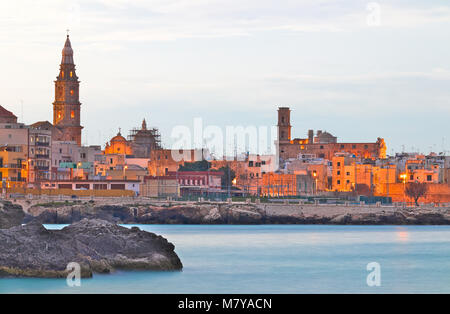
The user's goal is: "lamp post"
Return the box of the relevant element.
[77,162,82,180]
[400,173,407,206]
[123,165,128,180]
[27,159,31,186]
[312,170,318,195]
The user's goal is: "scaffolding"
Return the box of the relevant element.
[127,126,162,150]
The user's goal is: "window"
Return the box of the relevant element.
[249,161,254,167]
[340,144,345,149]
[352,144,356,149]
[71,110,75,118]
[346,180,350,184]
[337,171,341,175]
[57,111,62,119]
[320,145,324,149]
[427,175,432,181]
[346,172,350,176]
[337,162,341,167]
[337,180,341,185]
[410,175,414,180]
[70,71,73,77]
[70,90,74,95]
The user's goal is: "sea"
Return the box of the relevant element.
[1,224,449,294]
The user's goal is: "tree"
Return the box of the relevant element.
[405,182,428,206]
[217,166,236,190]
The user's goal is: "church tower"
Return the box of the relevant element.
[53,34,83,146]
[277,107,291,143]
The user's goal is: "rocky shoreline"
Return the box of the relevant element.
[22,201,450,225]
[0,218,182,278]
[0,200,182,278]
[0,201,25,229]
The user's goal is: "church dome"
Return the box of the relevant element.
[111,131,127,143]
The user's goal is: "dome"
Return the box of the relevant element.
[111,131,127,143]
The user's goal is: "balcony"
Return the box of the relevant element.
[6,177,26,182]
[36,142,50,147]
[35,166,50,171]
[0,163,23,169]
[35,154,50,159]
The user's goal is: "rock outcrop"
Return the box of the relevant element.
[0,200,25,229]
[24,201,450,225]
[0,219,182,278]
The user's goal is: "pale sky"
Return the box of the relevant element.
[0,0,449,155]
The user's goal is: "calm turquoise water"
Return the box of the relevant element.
[1,225,450,294]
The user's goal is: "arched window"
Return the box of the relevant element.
[70,71,73,77]
[71,110,75,119]
[70,90,74,96]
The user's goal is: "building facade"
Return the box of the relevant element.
[277,107,387,163]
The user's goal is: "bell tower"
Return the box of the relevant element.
[277,107,291,143]
[53,34,83,146]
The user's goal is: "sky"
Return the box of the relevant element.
[0,0,449,155]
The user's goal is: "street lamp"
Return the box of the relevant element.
[312,170,318,195]
[399,173,407,206]
[123,165,128,180]
[77,162,82,180]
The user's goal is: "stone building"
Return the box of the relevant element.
[277,107,386,164]
[0,106,28,187]
[52,35,83,145]
[28,128,52,182]
[28,35,83,146]
[104,120,161,158]
[127,119,161,158]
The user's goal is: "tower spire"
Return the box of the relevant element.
[53,34,83,146]
[61,33,74,65]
